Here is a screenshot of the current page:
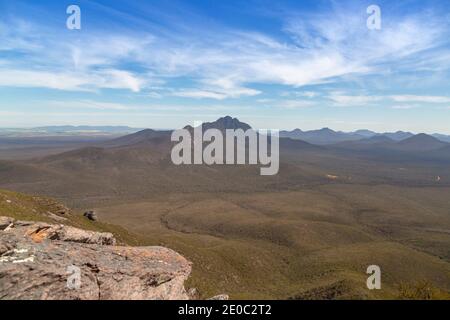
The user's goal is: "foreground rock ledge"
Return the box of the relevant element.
[0,217,192,300]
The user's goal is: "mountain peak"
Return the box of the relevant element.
[354,129,377,138]
[382,131,414,141]
[397,133,446,151]
[318,127,335,133]
[214,116,251,129]
[197,116,252,131]
[402,133,440,143]
[366,135,395,143]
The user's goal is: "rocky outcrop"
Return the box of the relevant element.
[0,217,192,300]
[0,217,14,230]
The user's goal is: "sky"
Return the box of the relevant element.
[0,0,449,133]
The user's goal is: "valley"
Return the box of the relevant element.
[0,117,449,299]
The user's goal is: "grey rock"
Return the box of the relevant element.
[0,218,192,300]
[208,294,229,300]
[83,211,98,221]
[23,223,116,246]
[0,217,14,230]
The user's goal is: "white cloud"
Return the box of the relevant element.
[0,5,449,97]
[39,100,253,112]
[0,69,145,92]
[173,86,260,100]
[276,100,315,109]
[296,91,319,98]
[173,90,229,100]
[46,100,138,111]
[328,94,381,107]
[390,95,450,103]
[391,105,419,109]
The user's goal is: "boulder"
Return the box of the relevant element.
[0,217,14,230]
[24,223,116,245]
[0,218,192,300]
[83,211,98,221]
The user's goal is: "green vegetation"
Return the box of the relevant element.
[397,281,450,300]
[0,189,140,245]
[93,187,450,300]
[1,125,449,300]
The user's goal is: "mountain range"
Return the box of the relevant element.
[0,126,143,138]
[1,121,449,143]
[0,116,448,205]
[0,116,449,299]
[280,128,450,144]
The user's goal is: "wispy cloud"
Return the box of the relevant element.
[276,100,316,109]
[390,95,450,103]
[328,93,382,107]
[173,87,261,100]
[0,1,450,133]
[39,100,257,113]
[1,3,448,97]
[0,69,146,92]
[391,104,419,110]
[296,91,319,98]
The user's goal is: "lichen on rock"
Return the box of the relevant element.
[0,216,192,300]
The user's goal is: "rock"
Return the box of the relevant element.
[46,212,68,222]
[0,218,192,300]
[187,287,200,300]
[0,217,14,230]
[83,211,97,221]
[208,294,229,300]
[24,223,116,245]
[55,204,70,215]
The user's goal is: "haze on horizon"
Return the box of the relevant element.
[0,0,450,134]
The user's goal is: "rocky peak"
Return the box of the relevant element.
[184,116,252,132]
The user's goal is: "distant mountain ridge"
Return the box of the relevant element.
[0,126,144,138]
[396,133,448,151]
[33,126,144,133]
[0,116,449,208]
[280,128,363,145]
[432,133,450,143]
[331,133,450,153]
[93,117,449,156]
[281,128,449,144]
[1,120,449,143]
[73,117,450,154]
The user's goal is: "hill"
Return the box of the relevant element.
[382,131,414,141]
[1,118,450,299]
[0,119,449,205]
[280,128,364,145]
[396,133,448,151]
[101,129,172,148]
[0,189,195,300]
[0,188,140,244]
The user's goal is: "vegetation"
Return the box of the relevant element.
[397,281,450,300]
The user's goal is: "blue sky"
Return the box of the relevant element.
[0,0,450,133]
